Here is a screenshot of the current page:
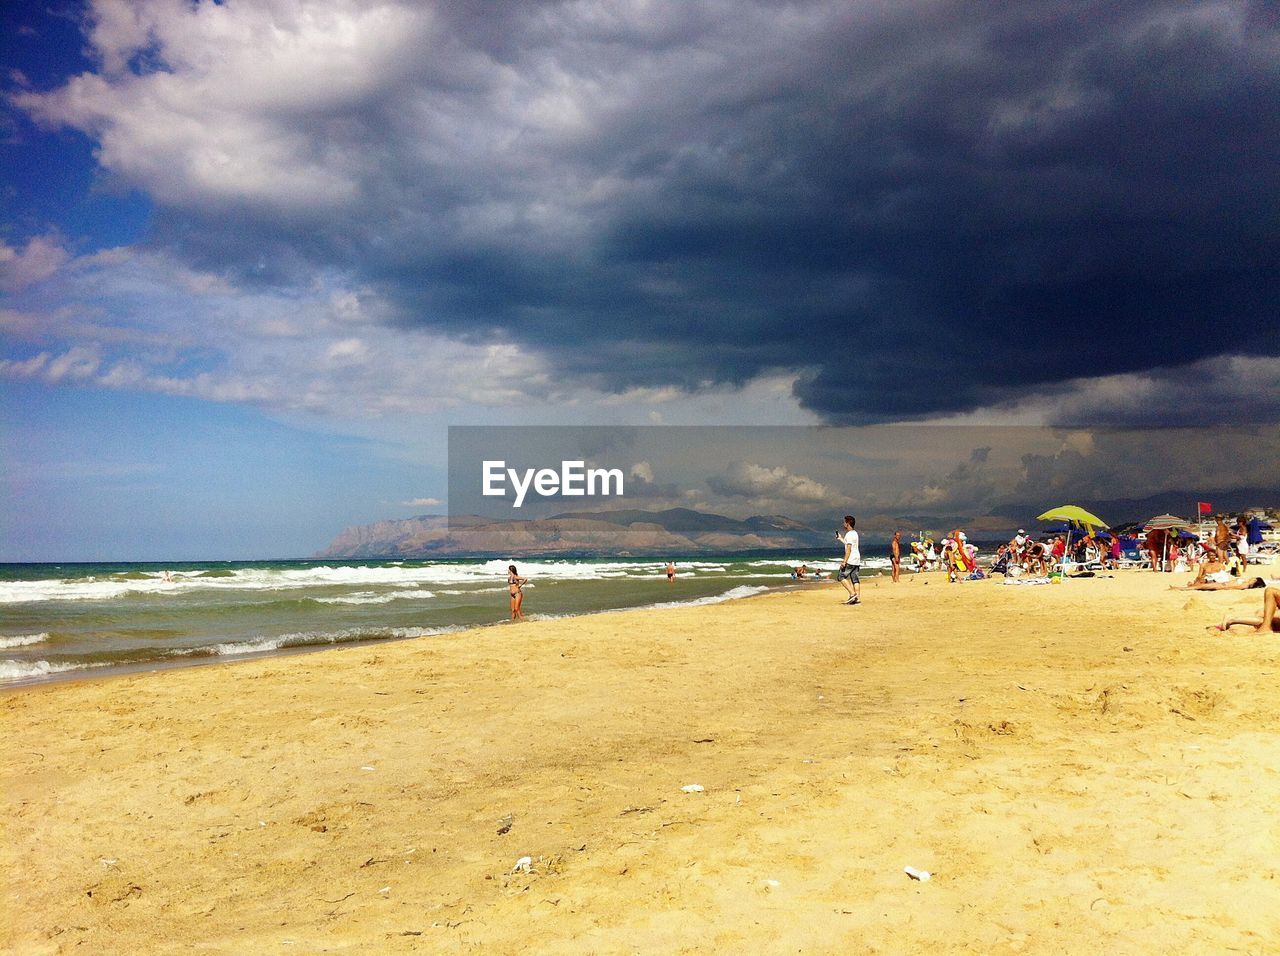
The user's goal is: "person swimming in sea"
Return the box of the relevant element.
[507,564,528,621]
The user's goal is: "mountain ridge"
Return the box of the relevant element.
[316,509,831,558]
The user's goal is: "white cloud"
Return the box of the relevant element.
[0,246,562,414]
[45,345,102,382]
[326,337,368,363]
[0,235,69,291]
[706,460,831,503]
[0,242,819,427]
[402,497,442,507]
[0,352,50,377]
[18,0,430,213]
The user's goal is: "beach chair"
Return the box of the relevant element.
[1115,547,1150,570]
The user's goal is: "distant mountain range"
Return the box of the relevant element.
[316,508,833,558]
[317,490,1278,558]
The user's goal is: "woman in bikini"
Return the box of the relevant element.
[507,564,528,621]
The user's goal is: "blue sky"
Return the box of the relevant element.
[2,381,432,560]
[2,0,1277,560]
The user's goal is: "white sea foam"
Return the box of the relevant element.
[0,633,49,649]
[640,584,770,610]
[0,559,742,604]
[314,589,437,605]
[0,578,175,603]
[198,624,463,658]
[0,659,108,683]
[525,584,772,620]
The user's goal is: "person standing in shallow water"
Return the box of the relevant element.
[890,530,902,583]
[507,564,528,621]
[665,561,676,583]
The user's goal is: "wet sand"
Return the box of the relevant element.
[4,564,1279,953]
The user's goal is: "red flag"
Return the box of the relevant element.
[1198,501,1213,514]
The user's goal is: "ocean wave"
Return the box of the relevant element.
[640,584,771,610]
[0,659,109,683]
[0,633,50,649]
[179,624,464,658]
[525,584,773,620]
[0,560,737,603]
[314,589,437,605]
[0,578,178,603]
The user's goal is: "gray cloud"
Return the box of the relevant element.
[12,0,1280,423]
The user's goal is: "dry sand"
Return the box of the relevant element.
[4,565,1280,954]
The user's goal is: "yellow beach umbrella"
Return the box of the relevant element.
[1036,505,1109,576]
[1036,505,1109,533]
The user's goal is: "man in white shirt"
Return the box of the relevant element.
[1011,529,1028,563]
[836,514,862,605]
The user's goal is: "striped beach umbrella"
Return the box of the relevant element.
[1143,514,1192,570]
[1143,513,1192,531]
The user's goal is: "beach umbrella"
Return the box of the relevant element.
[1036,505,1109,576]
[1143,514,1192,571]
[1036,505,1109,533]
[1144,513,1192,531]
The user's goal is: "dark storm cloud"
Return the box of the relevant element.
[25,0,1280,422]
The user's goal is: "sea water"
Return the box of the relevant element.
[0,554,889,687]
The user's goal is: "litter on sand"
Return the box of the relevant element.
[904,866,932,882]
[681,784,705,793]
[512,856,533,873]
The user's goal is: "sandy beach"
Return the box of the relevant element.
[4,565,1279,954]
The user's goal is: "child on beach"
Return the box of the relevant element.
[507,564,528,620]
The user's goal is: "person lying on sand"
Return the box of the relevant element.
[1173,556,1277,591]
[1208,587,1280,634]
[1176,575,1271,591]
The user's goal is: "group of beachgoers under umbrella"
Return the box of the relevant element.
[1036,505,1109,575]
[1034,505,1270,574]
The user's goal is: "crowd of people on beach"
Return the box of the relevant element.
[500,511,1277,631]
[906,532,982,581]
